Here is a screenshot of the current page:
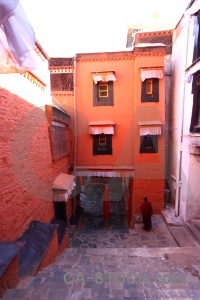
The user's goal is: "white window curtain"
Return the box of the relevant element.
[141,69,163,82]
[92,73,116,84]
[138,121,162,136]
[139,126,161,136]
[89,126,114,135]
[0,0,37,73]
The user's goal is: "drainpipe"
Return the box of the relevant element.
[175,17,190,217]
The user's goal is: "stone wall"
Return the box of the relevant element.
[0,87,70,241]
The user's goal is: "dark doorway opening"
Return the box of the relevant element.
[80,177,127,230]
[54,202,67,221]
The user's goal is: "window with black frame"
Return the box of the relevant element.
[190,13,200,133]
[93,81,114,106]
[193,13,200,63]
[190,73,200,133]
[141,78,159,102]
[140,134,158,153]
[93,134,112,155]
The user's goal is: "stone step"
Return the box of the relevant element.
[19,247,200,277]
[168,225,200,247]
[3,274,200,299]
[4,264,200,284]
[164,251,200,272]
[161,208,184,226]
[192,264,200,279]
[2,287,72,300]
[3,246,200,299]
[4,286,200,300]
[55,246,200,259]
[186,221,200,243]
[192,219,200,231]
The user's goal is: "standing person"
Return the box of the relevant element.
[140,197,153,230]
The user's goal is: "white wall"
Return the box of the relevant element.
[170,12,200,221]
[0,53,51,108]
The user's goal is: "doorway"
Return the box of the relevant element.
[54,201,67,221]
[80,177,127,230]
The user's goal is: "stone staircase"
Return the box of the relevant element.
[0,219,69,298]
[160,208,200,282]
[2,204,200,299]
[161,209,200,247]
[2,247,200,299]
[3,213,200,300]
[186,220,200,245]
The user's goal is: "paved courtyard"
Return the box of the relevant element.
[3,246,200,300]
[71,215,178,249]
[71,178,178,249]
[3,178,200,299]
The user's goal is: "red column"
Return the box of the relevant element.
[103,183,110,229]
[80,176,83,187]
[128,178,133,227]
[123,179,128,209]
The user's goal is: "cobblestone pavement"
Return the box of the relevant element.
[3,247,200,300]
[3,178,200,299]
[71,215,178,249]
[71,178,178,249]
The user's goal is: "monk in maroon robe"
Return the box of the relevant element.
[140,197,153,230]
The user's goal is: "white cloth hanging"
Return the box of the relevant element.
[0,0,37,73]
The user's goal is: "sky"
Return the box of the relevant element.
[20,0,191,58]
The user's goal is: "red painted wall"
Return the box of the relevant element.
[133,52,165,213]
[76,52,135,168]
[49,48,165,217]
[133,53,165,213]
[75,50,165,214]
[0,88,70,241]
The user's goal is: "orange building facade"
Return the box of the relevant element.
[75,45,165,219]
[50,34,166,224]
